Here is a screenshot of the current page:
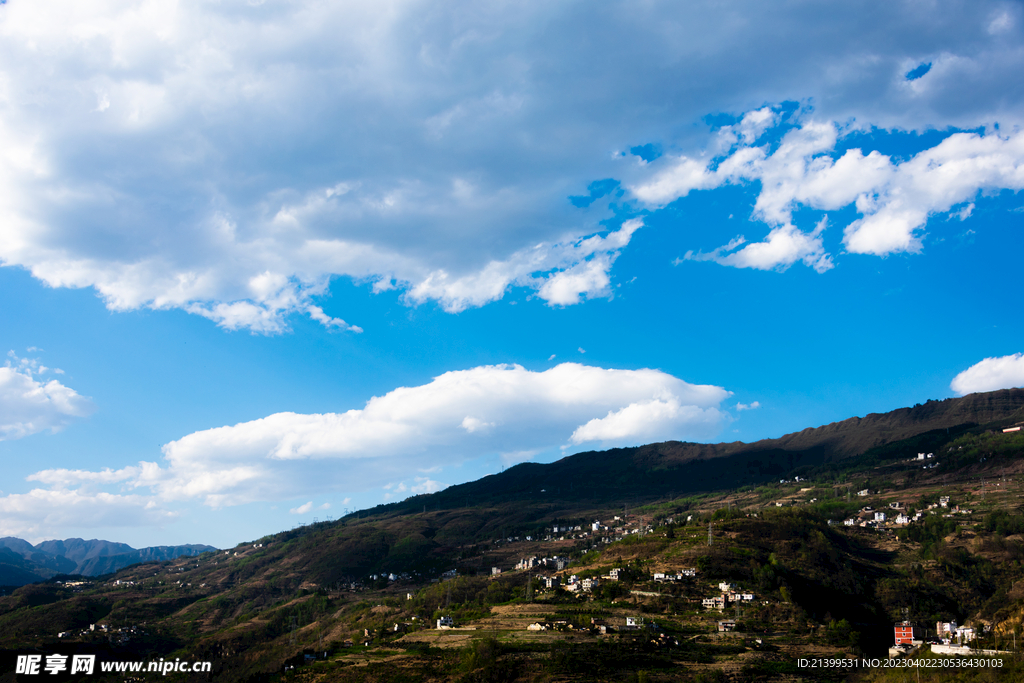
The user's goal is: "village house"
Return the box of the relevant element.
[936,620,957,640]
[893,621,922,645]
[702,596,728,610]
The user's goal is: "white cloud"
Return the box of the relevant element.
[842,131,1024,255]
[407,219,643,312]
[712,220,832,274]
[0,488,174,540]
[290,501,314,515]
[570,397,727,446]
[0,2,1021,329]
[289,501,329,515]
[410,478,444,495]
[21,363,730,508]
[634,117,1024,271]
[28,466,139,488]
[499,449,543,466]
[951,353,1024,395]
[0,352,94,440]
[736,401,761,411]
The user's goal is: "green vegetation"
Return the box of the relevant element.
[1,393,1024,680]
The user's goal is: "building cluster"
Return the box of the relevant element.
[937,620,975,644]
[58,623,146,644]
[364,571,415,585]
[562,575,600,593]
[890,620,978,647]
[493,514,656,549]
[842,504,924,528]
[702,582,756,610]
[515,555,569,571]
[840,494,973,529]
[653,568,697,582]
[526,615,666,637]
[912,452,940,469]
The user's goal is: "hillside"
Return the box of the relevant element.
[1,389,1023,682]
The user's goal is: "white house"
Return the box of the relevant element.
[702,596,727,610]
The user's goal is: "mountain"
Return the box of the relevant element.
[0,548,52,587]
[381,387,1024,514]
[3,388,1020,588]
[33,538,135,565]
[749,387,1024,458]
[1,388,1023,681]
[74,545,216,576]
[0,537,217,586]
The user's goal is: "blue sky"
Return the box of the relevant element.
[1,0,1023,549]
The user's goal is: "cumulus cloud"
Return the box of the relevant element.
[17,363,731,508]
[289,501,329,515]
[570,397,727,446]
[0,488,174,540]
[636,116,1024,271]
[0,352,94,440]
[951,353,1024,395]
[407,219,643,312]
[0,2,1022,329]
[736,401,761,411]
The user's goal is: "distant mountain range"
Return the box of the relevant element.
[0,537,216,586]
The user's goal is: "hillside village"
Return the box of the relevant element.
[2,406,1024,681]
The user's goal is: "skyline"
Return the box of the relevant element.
[1,0,1023,549]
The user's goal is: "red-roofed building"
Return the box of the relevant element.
[894,621,922,645]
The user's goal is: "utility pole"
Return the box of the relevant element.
[708,522,713,546]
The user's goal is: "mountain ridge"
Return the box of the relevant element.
[0,537,217,586]
[376,388,1024,515]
